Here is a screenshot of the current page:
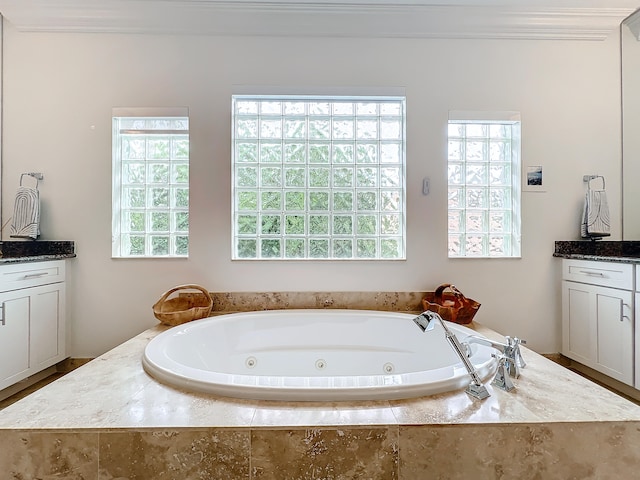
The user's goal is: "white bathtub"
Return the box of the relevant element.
[142,309,498,401]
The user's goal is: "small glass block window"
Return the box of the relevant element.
[447,114,521,258]
[112,109,189,258]
[232,95,406,260]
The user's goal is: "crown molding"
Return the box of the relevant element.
[0,1,636,40]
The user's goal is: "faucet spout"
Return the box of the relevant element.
[465,334,526,378]
[413,311,490,400]
[464,335,508,354]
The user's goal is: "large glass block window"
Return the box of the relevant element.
[112,108,189,258]
[447,112,521,258]
[232,95,406,260]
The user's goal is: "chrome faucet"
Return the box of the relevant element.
[464,335,526,378]
[491,353,516,392]
[413,311,490,400]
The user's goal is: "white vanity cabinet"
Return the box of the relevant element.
[562,259,634,386]
[636,267,640,389]
[0,260,66,391]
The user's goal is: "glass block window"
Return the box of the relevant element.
[232,95,406,260]
[112,108,189,258]
[447,113,521,258]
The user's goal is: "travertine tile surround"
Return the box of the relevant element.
[208,291,427,313]
[1,291,640,478]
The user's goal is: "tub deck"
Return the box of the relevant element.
[0,322,639,478]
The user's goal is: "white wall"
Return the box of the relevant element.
[0,20,623,357]
[622,17,640,238]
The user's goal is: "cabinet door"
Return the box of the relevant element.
[562,280,633,386]
[562,281,595,366]
[30,283,65,371]
[636,292,640,389]
[0,290,31,390]
[594,286,633,385]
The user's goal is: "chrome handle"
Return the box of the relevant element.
[621,303,631,322]
[23,272,48,280]
[578,270,606,277]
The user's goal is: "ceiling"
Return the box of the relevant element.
[0,1,638,40]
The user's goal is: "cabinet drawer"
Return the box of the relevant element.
[0,261,65,292]
[562,259,633,290]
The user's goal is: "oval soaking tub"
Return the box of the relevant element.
[142,309,498,401]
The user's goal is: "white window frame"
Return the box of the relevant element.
[112,107,190,258]
[231,94,406,260]
[447,111,521,258]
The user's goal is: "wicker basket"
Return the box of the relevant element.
[152,284,213,326]
[421,283,480,325]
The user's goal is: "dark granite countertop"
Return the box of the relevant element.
[554,241,640,264]
[0,240,75,264]
[0,253,76,264]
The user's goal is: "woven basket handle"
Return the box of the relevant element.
[434,283,465,304]
[154,284,212,305]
